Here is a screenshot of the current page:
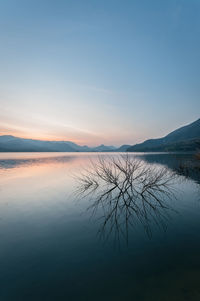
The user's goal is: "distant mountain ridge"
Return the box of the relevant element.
[127,118,200,152]
[1,118,200,153]
[116,144,131,152]
[0,135,116,152]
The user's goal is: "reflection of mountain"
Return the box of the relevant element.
[139,153,200,184]
[0,155,76,169]
[0,135,116,152]
[127,118,200,152]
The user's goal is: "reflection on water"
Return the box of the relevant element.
[140,153,200,184]
[76,155,178,242]
[0,152,85,169]
[0,155,77,169]
[0,152,200,300]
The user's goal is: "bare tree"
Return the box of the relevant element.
[75,154,178,244]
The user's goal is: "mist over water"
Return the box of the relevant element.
[0,152,200,300]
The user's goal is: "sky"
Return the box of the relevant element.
[0,0,200,146]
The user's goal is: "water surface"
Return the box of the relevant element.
[0,152,200,300]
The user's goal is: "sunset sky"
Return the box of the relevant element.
[0,0,200,146]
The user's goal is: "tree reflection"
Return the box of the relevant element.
[76,155,178,244]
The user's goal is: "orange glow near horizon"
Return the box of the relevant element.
[0,119,148,146]
[0,129,90,145]
[0,128,115,146]
[0,127,148,147]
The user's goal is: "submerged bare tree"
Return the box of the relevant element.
[75,155,178,243]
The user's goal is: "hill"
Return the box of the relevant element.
[0,135,117,152]
[127,118,200,152]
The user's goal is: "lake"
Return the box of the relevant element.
[0,152,200,301]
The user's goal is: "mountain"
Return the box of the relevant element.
[92,144,116,152]
[1,118,199,153]
[127,118,200,152]
[116,144,131,152]
[0,135,117,152]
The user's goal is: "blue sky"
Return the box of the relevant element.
[0,0,199,146]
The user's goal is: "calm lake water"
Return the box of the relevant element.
[0,152,200,301]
